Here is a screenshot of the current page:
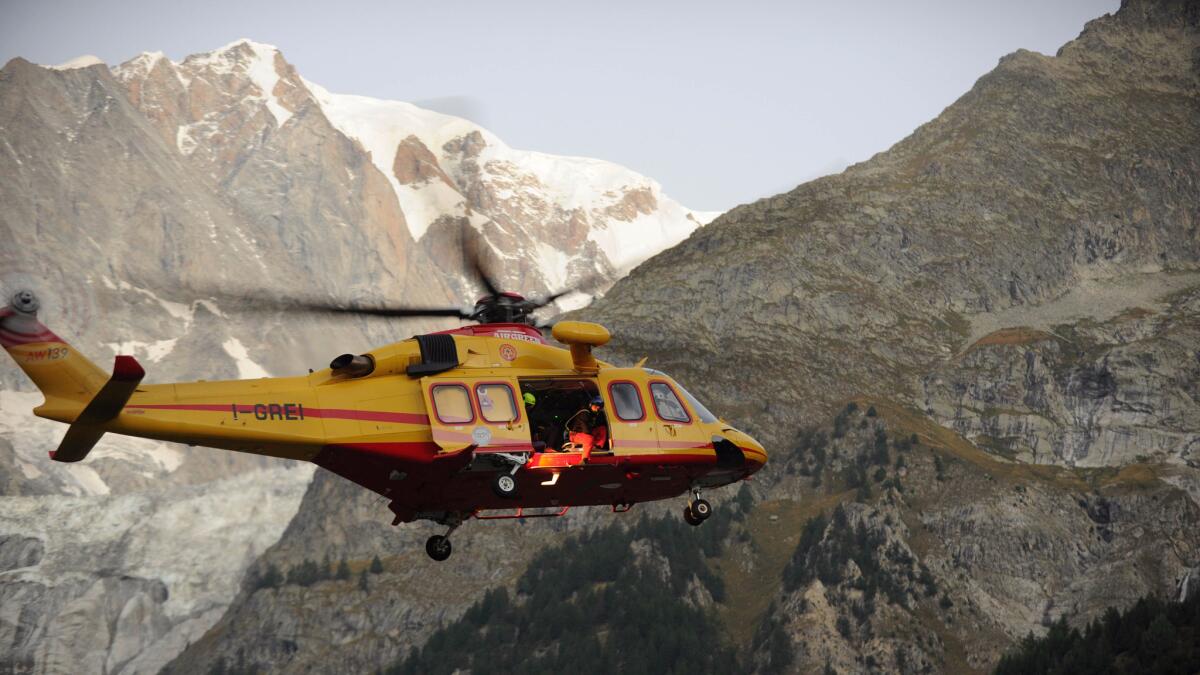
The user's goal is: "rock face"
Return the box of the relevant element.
[0,39,713,674]
[747,408,1200,673]
[0,465,313,675]
[922,286,1200,467]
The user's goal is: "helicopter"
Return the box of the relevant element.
[0,248,767,561]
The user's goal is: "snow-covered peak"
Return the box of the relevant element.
[302,77,716,264]
[177,39,292,126]
[103,38,718,295]
[215,38,281,55]
[49,54,104,70]
[111,51,168,82]
[185,38,280,66]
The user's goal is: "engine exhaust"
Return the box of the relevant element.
[330,353,375,378]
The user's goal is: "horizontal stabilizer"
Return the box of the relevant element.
[50,355,145,463]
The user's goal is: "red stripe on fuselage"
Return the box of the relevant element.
[304,408,429,425]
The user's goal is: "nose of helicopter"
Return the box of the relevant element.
[719,426,767,473]
[742,435,768,473]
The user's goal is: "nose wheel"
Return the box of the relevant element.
[683,488,712,527]
[425,517,463,562]
[425,534,452,561]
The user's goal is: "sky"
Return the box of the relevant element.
[1,0,1119,212]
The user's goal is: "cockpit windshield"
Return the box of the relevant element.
[643,369,718,423]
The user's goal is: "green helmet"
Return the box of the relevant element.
[523,392,537,407]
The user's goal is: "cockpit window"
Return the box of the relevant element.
[649,382,690,423]
[674,383,718,423]
[644,369,717,423]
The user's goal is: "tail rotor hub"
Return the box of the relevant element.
[11,290,38,315]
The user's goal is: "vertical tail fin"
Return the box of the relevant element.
[1,290,107,423]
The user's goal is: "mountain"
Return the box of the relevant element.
[109,40,715,299]
[161,1,1200,673]
[0,40,713,674]
[581,0,1200,671]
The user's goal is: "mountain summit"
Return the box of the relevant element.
[108,39,714,294]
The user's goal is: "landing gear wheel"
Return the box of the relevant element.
[425,535,452,561]
[691,498,712,521]
[492,472,519,499]
[683,505,703,527]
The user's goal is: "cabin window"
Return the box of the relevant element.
[431,384,474,424]
[476,383,518,423]
[650,382,691,423]
[609,382,645,421]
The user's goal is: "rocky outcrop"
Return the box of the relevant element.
[749,406,1200,673]
[0,465,312,674]
[922,286,1200,467]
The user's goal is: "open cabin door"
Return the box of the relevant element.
[420,376,530,454]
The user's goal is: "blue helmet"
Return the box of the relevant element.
[589,395,604,408]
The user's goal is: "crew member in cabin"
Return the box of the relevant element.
[522,392,549,450]
[566,395,608,461]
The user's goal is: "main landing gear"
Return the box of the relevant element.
[683,488,712,527]
[490,452,528,500]
[492,472,519,499]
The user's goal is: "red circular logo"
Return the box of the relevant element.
[499,344,517,361]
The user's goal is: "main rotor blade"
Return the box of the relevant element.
[462,228,503,298]
[525,267,613,311]
[175,287,473,320]
[310,305,473,319]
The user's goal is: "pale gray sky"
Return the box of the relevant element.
[1,0,1118,211]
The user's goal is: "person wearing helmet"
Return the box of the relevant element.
[566,394,608,462]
